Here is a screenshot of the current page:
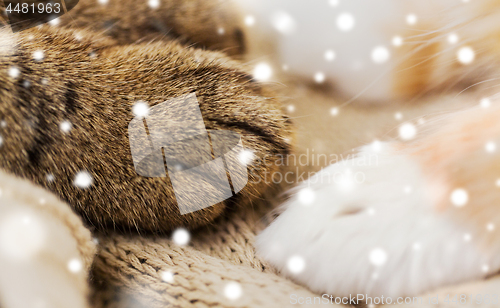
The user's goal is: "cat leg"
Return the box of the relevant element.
[256,104,500,298]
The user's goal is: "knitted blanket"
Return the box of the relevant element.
[2,81,498,308]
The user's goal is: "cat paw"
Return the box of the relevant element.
[256,142,500,298]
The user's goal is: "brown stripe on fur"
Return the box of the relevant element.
[392,28,441,99]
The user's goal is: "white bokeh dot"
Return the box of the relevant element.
[480,98,491,108]
[224,282,243,300]
[450,188,468,207]
[412,242,422,251]
[68,258,82,273]
[330,107,339,116]
[336,13,355,31]
[485,141,496,153]
[371,46,390,64]
[394,112,403,121]
[297,187,315,206]
[244,15,255,27]
[0,213,46,260]
[0,135,3,147]
[60,120,72,133]
[324,50,336,62]
[46,173,55,182]
[33,50,44,61]
[457,46,475,65]
[238,149,255,165]
[287,104,295,113]
[161,271,175,283]
[172,228,190,246]
[97,0,108,4]
[369,248,387,266]
[132,101,149,118]
[314,72,325,83]
[329,0,339,6]
[148,0,160,9]
[482,264,490,273]
[464,233,472,242]
[271,11,296,35]
[406,14,417,25]
[448,33,459,44]
[8,66,20,79]
[487,223,495,231]
[253,62,272,81]
[73,171,93,189]
[392,36,403,47]
[287,255,306,274]
[398,123,417,140]
[217,27,225,35]
[49,18,60,26]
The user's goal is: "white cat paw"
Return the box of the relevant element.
[256,142,500,298]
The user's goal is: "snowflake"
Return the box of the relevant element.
[406,14,417,25]
[0,213,46,260]
[329,0,339,7]
[33,50,44,61]
[132,101,149,118]
[450,188,468,207]
[46,173,55,182]
[480,98,491,108]
[238,149,255,165]
[314,72,325,83]
[324,50,336,62]
[271,11,296,35]
[463,233,472,242]
[392,36,403,47]
[172,228,190,246]
[148,0,159,9]
[457,46,475,65]
[297,187,315,206]
[244,15,255,27]
[60,120,72,133]
[160,270,175,283]
[371,46,390,64]
[448,33,459,44]
[336,12,355,31]
[485,141,496,153]
[49,18,60,26]
[287,255,306,274]
[224,282,243,300]
[8,66,20,79]
[398,123,417,140]
[73,171,93,189]
[253,62,272,81]
[68,258,82,273]
[369,248,387,266]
